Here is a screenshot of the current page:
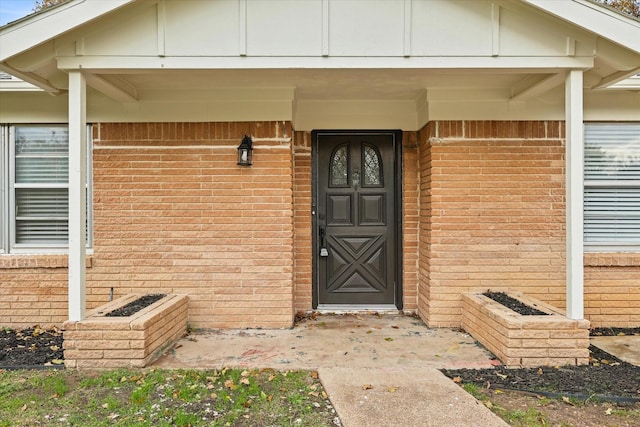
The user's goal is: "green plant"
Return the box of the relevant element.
[173,409,201,427]
[131,381,154,405]
[33,371,68,397]
[496,406,549,426]
[462,382,486,401]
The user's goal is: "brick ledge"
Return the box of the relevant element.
[584,253,640,267]
[0,254,93,269]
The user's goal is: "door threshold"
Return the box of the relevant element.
[316,304,399,313]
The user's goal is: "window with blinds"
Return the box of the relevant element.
[584,123,640,251]
[1,125,92,252]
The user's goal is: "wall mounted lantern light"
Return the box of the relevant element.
[237,135,253,166]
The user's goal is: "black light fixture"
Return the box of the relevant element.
[237,135,253,166]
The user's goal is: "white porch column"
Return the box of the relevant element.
[565,69,584,320]
[68,70,87,321]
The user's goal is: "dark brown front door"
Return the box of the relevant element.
[313,131,400,307]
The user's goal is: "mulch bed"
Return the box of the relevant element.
[105,293,166,317]
[0,326,64,369]
[483,291,548,316]
[443,339,640,402]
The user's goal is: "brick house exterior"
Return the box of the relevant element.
[1,0,639,331]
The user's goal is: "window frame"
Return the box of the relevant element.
[0,126,6,254]
[1,124,93,254]
[584,122,640,253]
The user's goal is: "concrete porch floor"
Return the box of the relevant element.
[152,313,498,371]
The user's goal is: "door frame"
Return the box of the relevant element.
[311,130,404,310]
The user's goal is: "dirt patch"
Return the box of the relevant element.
[105,294,166,317]
[478,388,640,427]
[0,326,64,368]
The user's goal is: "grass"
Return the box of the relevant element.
[463,383,550,426]
[0,368,338,427]
[462,382,640,427]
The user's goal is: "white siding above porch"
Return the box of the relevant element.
[53,0,597,60]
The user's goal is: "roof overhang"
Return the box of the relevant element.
[522,0,640,54]
[0,0,135,61]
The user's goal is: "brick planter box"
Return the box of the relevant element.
[63,294,188,369]
[462,291,590,367]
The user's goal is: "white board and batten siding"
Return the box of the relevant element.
[69,0,596,60]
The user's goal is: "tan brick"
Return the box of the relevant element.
[74,339,131,350]
[64,349,104,359]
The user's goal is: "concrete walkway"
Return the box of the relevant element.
[153,313,508,426]
[592,335,640,366]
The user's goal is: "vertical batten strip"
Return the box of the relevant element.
[565,69,584,321]
[566,37,576,56]
[239,0,247,56]
[322,0,329,56]
[68,70,87,322]
[157,0,166,57]
[403,0,412,57]
[491,3,500,57]
[75,38,85,56]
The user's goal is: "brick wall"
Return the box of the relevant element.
[402,131,420,312]
[0,256,72,327]
[293,131,312,312]
[88,121,295,329]
[419,121,567,327]
[418,123,434,321]
[584,254,640,327]
[419,121,640,329]
[3,119,639,330]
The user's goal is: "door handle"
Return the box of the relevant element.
[319,226,329,257]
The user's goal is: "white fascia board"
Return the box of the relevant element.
[0,0,136,62]
[521,0,640,54]
[57,55,595,71]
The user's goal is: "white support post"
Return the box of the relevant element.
[565,69,584,320]
[68,70,87,321]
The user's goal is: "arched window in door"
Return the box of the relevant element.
[329,144,349,187]
[362,143,383,187]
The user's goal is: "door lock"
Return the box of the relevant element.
[319,226,329,257]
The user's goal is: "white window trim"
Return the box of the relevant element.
[1,124,93,254]
[0,126,6,254]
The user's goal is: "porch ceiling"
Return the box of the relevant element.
[105,68,536,101]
